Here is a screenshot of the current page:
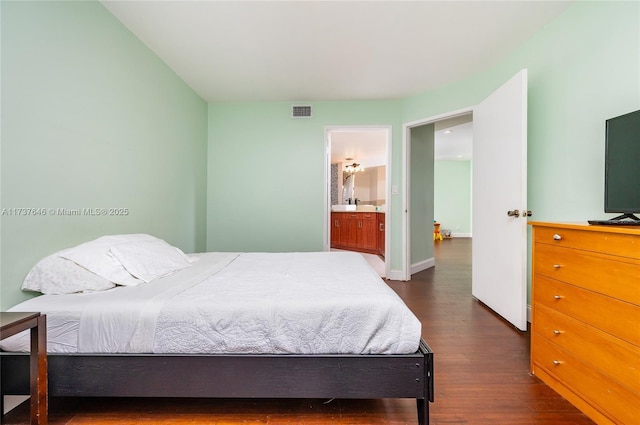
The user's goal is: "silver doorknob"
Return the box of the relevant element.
[507,209,520,217]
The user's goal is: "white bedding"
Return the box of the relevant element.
[1,251,421,355]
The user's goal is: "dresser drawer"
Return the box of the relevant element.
[534,275,640,346]
[532,333,640,425]
[534,303,640,390]
[534,226,640,259]
[534,243,640,305]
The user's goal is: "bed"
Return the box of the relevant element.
[1,234,434,424]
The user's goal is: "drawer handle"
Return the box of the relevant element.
[553,330,562,335]
[553,295,563,300]
[553,233,562,241]
[553,264,562,269]
[552,360,562,366]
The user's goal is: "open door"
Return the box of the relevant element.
[472,69,528,331]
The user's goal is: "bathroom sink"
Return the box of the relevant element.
[331,205,357,212]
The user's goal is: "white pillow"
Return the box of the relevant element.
[57,234,155,286]
[108,239,193,282]
[22,255,115,295]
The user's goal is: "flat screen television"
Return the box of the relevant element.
[595,109,640,224]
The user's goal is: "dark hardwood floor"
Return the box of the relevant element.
[394,238,593,425]
[2,238,594,424]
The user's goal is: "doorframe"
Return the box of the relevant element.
[324,125,392,277]
[402,107,474,280]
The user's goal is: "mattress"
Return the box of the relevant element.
[1,251,421,355]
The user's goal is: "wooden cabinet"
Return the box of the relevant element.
[377,213,385,258]
[331,212,383,255]
[331,212,356,250]
[358,213,377,252]
[330,212,341,247]
[342,213,359,249]
[530,222,640,425]
[330,212,351,248]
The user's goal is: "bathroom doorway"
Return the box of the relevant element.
[324,126,391,277]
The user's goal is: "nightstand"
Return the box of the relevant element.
[0,312,47,425]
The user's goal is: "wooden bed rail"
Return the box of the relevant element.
[2,339,434,424]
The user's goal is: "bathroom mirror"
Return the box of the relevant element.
[343,173,355,204]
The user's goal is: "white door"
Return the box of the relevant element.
[472,69,528,331]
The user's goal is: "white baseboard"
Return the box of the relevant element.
[386,269,405,281]
[451,232,472,238]
[386,257,436,281]
[411,257,435,275]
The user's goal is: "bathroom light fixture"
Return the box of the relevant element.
[344,162,365,173]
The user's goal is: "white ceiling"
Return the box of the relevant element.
[101,1,571,161]
[435,121,473,161]
[101,0,573,102]
[330,129,388,168]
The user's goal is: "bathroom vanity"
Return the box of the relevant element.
[331,211,384,258]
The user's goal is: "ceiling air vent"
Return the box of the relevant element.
[291,105,312,118]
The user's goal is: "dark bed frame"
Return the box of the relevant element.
[2,338,434,424]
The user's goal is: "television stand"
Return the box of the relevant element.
[588,213,640,225]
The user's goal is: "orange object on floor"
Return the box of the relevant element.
[434,222,443,241]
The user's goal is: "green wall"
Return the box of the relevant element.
[207,100,405,268]
[519,0,639,222]
[434,160,472,236]
[0,1,208,309]
[404,0,639,223]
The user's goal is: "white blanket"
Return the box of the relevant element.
[77,252,239,353]
[3,251,421,355]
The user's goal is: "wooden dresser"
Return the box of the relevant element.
[529,222,640,424]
